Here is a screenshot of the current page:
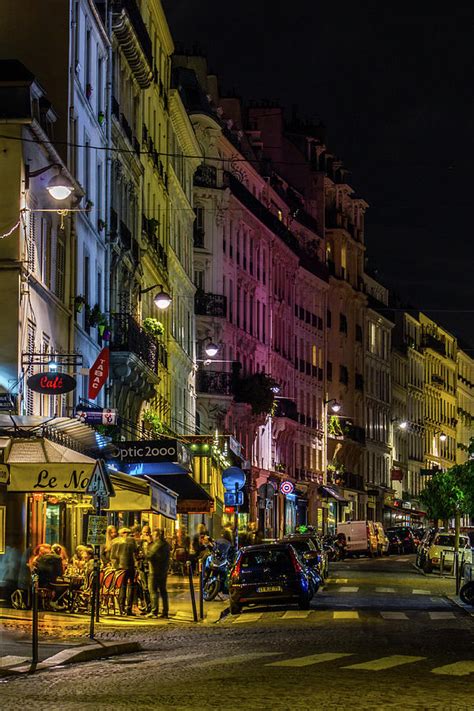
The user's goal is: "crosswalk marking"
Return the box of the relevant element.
[196,652,281,668]
[398,558,409,562]
[333,611,359,619]
[267,652,353,668]
[376,587,396,593]
[232,613,263,623]
[380,612,408,620]
[343,655,425,671]
[432,661,474,676]
[412,589,431,595]
[428,612,455,620]
[338,586,359,593]
[281,610,311,619]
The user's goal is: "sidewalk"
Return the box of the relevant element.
[0,574,229,674]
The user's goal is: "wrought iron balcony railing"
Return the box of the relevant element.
[194,292,227,318]
[110,313,167,372]
[197,371,234,396]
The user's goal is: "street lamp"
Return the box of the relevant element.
[197,337,220,358]
[324,398,341,413]
[391,418,408,430]
[434,429,447,442]
[25,164,74,201]
[139,284,172,310]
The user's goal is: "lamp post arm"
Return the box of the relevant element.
[139,283,161,295]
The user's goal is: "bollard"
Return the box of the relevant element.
[440,550,445,576]
[31,572,39,666]
[199,561,204,620]
[186,561,198,622]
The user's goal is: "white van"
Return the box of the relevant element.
[337,521,378,557]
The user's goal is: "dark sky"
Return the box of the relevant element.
[164,1,474,346]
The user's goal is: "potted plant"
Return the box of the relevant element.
[74,295,87,313]
[233,372,277,416]
[88,304,104,328]
[142,317,164,339]
[142,409,164,435]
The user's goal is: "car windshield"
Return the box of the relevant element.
[434,535,458,547]
[284,540,309,553]
[241,548,294,574]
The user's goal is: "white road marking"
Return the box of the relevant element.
[232,613,263,624]
[428,612,455,620]
[398,558,409,562]
[267,652,353,668]
[380,612,409,620]
[0,656,29,668]
[333,611,359,619]
[343,655,425,671]
[375,587,396,593]
[432,661,474,676]
[281,610,312,619]
[412,589,431,595]
[195,652,281,667]
[338,586,359,593]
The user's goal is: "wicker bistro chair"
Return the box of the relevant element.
[108,569,127,616]
[99,568,116,615]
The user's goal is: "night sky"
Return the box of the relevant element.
[164,1,474,347]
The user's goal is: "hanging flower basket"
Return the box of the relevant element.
[74,295,86,313]
[142,317,164,339]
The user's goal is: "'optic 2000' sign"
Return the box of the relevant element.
[111,439,190,466]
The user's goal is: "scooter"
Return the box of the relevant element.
[201,543,232,601]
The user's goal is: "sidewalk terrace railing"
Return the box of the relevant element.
[197,371,234,396]
[194,292,227,317]
[110,313,168,372]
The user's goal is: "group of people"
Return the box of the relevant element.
[23,520,264,618]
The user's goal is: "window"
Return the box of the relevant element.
[339,365,349,385]
[355,324,363,342]
[327,309,332,328]
[26,322,36,415]
[327,361,333,381]
[339,313,348,334]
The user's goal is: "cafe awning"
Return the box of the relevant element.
[121,461,214,514]
[319,485,348,503]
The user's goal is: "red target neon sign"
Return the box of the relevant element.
[279,481,295,496]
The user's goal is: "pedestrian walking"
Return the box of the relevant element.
[147,528,170,619]
[110,527,137,616]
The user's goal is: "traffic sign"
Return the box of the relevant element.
[91,492,110,511]
[87,515,108,545]
[280,481,295,496]
[222,466,246,491]
[224,490,244,507]
[258,482,275,499]
[86,459,115,497]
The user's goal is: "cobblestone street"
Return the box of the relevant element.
[2,557,473,709]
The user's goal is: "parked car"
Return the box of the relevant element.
[280,534,329,579]
[416,528,439,569]
[228,543,313,615]
[336,521,378,557]
[373,522,389,556]
[422,532,472,573]
[387,530,403,555]
[386,526,416,554]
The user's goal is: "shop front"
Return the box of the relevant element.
[0,435,171,595]
[318,484,349,534]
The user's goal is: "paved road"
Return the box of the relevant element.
[1,555,473,709]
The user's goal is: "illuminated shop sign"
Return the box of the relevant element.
[112,439,191,466]
[27,372,76,395]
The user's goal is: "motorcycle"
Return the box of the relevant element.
[302,551,323,596]
[201,542,233,601]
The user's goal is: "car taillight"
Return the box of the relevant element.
[289,548,303,573]
[231,555,242,580]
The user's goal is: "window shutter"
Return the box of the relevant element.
[55,233,65,300]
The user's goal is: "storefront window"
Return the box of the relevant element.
[45,502,61,545]
[327,501,337,534]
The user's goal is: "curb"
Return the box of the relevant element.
[0,641,142,677]
[446,594,474,616]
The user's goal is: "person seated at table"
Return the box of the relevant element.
[70,545,88,574]
[51,544,69,574]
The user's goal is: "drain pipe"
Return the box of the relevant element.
[103,0,113,409]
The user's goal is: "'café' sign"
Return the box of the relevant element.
[27,372,77,395]
[7,463,95,492]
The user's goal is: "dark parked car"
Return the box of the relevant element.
[281,534,329,579]
[387,531,403,555]
[386,527,416,554]
[228,543,312,615]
